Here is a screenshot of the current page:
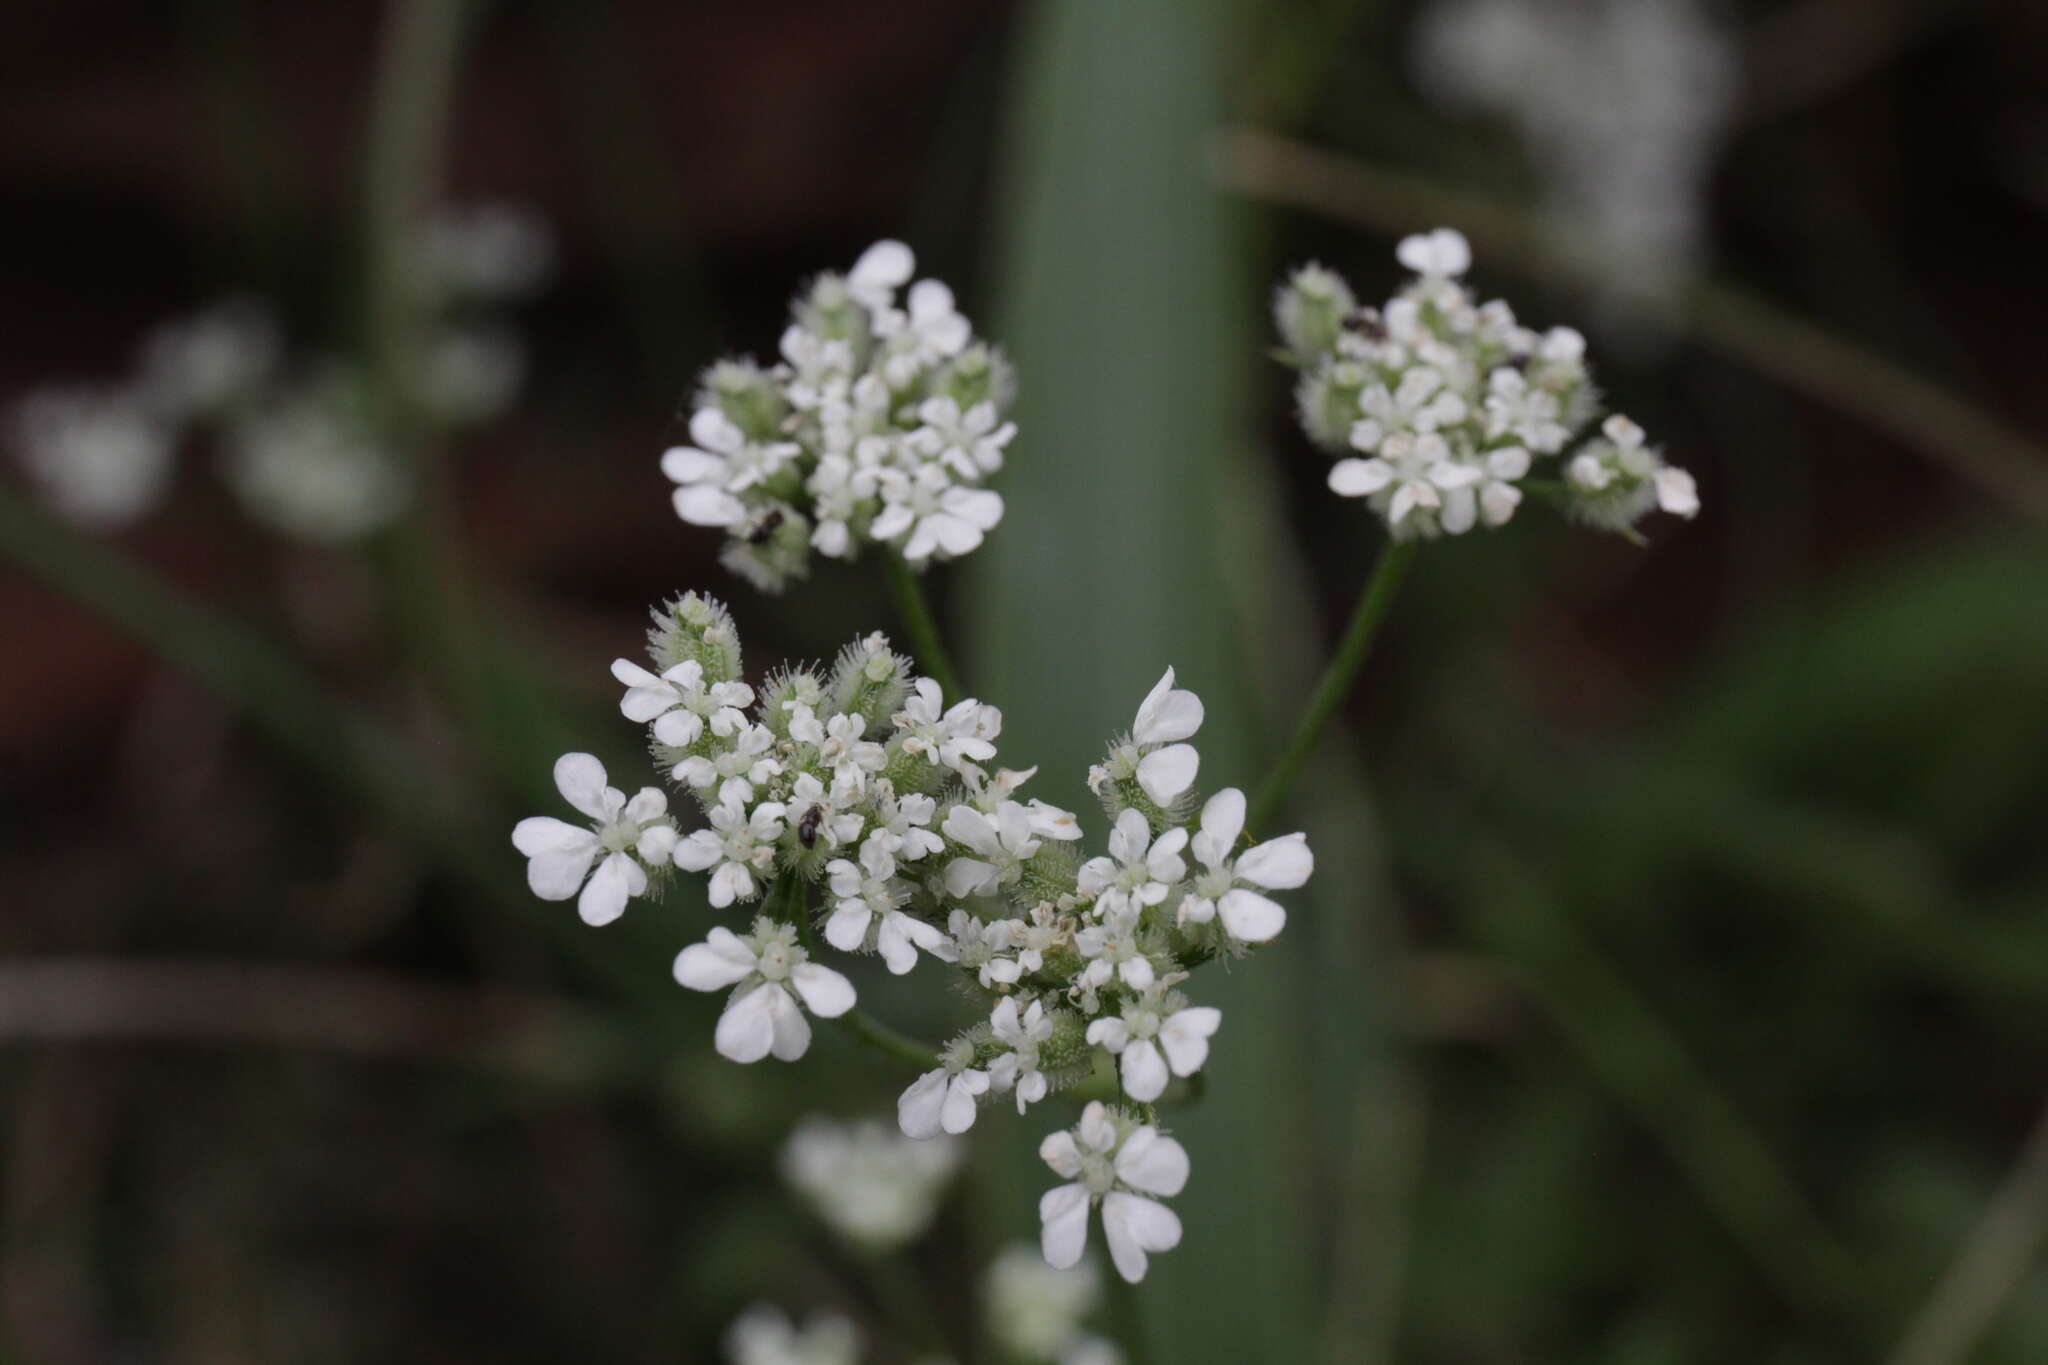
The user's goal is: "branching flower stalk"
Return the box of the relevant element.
[509,229,1698,1313]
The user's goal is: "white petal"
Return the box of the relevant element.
[672,927,757,991]
[577,851,644,926]
[898,1069,949,1139]
[1237,832,1312,889]
[652,709,703,747]
[1102,1193,1181,1283]
[943,857,999,899]
[1109,807,1150,865]
[1328,457,1392,498]
[851,239,914,290]
[1039,1129,1083,1179]
[1655,466,1699,518]
[875,913,919,974]
[941,1074,983,1134]
[790,963,855,1018]
[1086,1017,1130,1052]
[1487,444,1532,480]
[766,985,813,1061]
[1439,485,1477,535]
[1136,744,1198,805]
[713,982,780,1063]
[553,753,611,820]
[1198,787,1245,855]
[1121,1039,1170,1102]
[672,829,722,872]
[1039,1183,1094,1270]
[687,406,744,453]
[823,903,873,953]
[1218,887,1287,943]
[1481,480,1523,527]
[673,484,746,528]
[1133,668,1204,745]
[1114,1128,1191,1196]
[659,445,725,485]
[1159,1007,1221,1075]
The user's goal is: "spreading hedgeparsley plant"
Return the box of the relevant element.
[512,231,1699,1338]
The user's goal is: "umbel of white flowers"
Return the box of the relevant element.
[1275,227,1699,539]
[661,240,1015,591]
[510,592,1314,1281]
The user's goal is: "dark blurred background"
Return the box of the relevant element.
[4,1,2046,1362]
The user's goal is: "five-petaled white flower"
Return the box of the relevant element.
[1329,430,1481,530]
[943,801,1044,899]
[896,678,999,774]
[899,1036,992,1138]
[1038,1102,1189,1283]
[674,796,788,907]
[1441,443,1532,533]
[1350,366,1470,453]
[988,996,1057,1113]
[1086,987,1222,1102]
[612,656,753,747]
[1077,808,1189,920]
[673,722,782,805]
[824,836,952,974]
[673,919,855,1064]
[871,464,1005,565]
[1178,787,1311,945]
[910,396,1015,480]
[511,753,676,926]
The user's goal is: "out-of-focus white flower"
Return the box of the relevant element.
[420,201,554,303]
[414,325,525,424]
[984,1242,1101,1362]
[8,386,174,529]
[132,299,280,421]
[222,370,408,543]
[724,1304,861,1365]
[780,1115,962,1250]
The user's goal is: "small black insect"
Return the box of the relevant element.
[796,804,825,847]
[744,509,786,544]
[1344,307,1387,341]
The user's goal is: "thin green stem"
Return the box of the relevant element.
[1246,538,1417,836]
[777,874,940,1070]
[1105,1265,1154,1365]
[880,549,964,702]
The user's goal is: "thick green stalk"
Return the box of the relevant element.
[1246,538,1417,836]
[880,550,964,702]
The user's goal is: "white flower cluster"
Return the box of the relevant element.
[1276,227,1698,539]
[510,594,1314,1281]
[780,1115,962,1251]
[7,203,549,542]
[661,240,1015,591]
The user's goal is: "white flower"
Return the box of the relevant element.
[795,708,886,791]
[899,1036,992,1138]
[871,464,1004,565]
[1077,809,1188,919]
[1085,987,1221,1102]
[805,454,878,558]
[780,1116,962,1251]
[1328,431,1481,531]
[1654,464,1700,518]
[824,837,952,974]
[984,1243,1100,1363]
[1178,787,1311,945]
[673,722,782,805]
[1566,414,1700,528]
[1073,905,1155,998]
[896,678,1000,773]
[222,373,408,543]
[875,279,973,381]
[1484,366,1570,453]
[1396,226,1473,278]
[846,239,916,312]
[510,753,676,926]
[786,771,866,851]
[132,299,279,420]
[946,909,1026,990]
[943,801,1043,898]
[674,796,788,907]
[662,407,800,528]
[8,387,174,530]
[987,997,1057,1113]
[865,782,945,861]
[1440,443,1532,533]
[1349,366,1470,452]
[673,919,855,1064]
[611,656,752,747]
[1087,668,1203,807]
[909,396,1015,479]
[1037,1102,1189,1283]
[724,1304,861,1365]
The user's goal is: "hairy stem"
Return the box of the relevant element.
[1246,538,1417,836]
[880,550,964,702]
